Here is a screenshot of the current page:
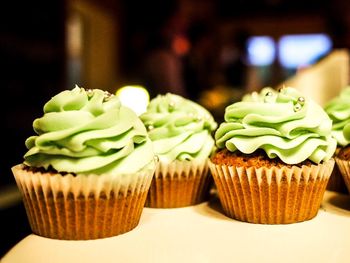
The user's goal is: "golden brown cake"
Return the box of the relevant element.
[335,146,350,193]
[140,93,217,208]
[12,87,156,239]
[145,161,212,208]
[209,87,336,224]
[210,150,332,224]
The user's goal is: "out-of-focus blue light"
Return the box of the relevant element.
[247,36,276,66]
[279,34,332,69]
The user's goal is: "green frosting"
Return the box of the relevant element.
[140,93,217,163]
[324,87,350,147]
[215,87,336,164]
[24,86,155,174]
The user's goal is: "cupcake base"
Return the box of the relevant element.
[326,164,348,194]
[145,160,211,208]
[12,164,154,240]
[335,157,350,194]
[22,189,147,240]
[209,159,334,224]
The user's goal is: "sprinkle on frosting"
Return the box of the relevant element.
[324,87,350,147]
[140,93,217,163]
[24,86,155,174]
[215,87,336,164]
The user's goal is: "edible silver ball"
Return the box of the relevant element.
[103,91,113,101]
[169,101,176,109]
[293,103,302,112]
[86,89,94,97]
[297,96,305,105]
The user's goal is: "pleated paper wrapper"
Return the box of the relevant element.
[145,159,212,208]
[209,159,334,224]
[335,157,350,193]
[11,163,155,240]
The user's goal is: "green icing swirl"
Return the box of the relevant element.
[140,93,217,163]
[215,87,336,164]
[24,86,155,174]
[324,87,350,146]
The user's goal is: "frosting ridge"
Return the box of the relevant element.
[140,93,217,163]
[24,86,155,174]
[216,87,336,164]
[325,87,350,146]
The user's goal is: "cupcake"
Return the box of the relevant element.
[209,87,336,224]
[11,86,156,240]
[140,93,217,208]
[325,87,350,193]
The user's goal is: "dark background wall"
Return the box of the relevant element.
[0,0,65,256]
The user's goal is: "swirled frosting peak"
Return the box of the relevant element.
[215,87,336,164]
[24,86,155,174]
[140,93,217,163]
[325,87,350,146]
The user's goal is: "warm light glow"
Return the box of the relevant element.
[116,86,150,116]
[172,35,190,56]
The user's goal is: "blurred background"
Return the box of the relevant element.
[1,0,350,256]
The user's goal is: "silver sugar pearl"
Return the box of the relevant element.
[278,84,287,92]
[188,112,202,121]
[86,89,94,97]
[169,101,176,110]
[154,155,160,163]
[103,91,113,101]
[297,96,305,105]
[293,103,302,112]
[264,91,275,103]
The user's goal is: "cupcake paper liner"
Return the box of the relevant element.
[12,163,155,240]
[145,159,212,208]
[209,159,334,224]
[335,157,350,193]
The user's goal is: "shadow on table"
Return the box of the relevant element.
[192,192,233,221]
[321,191,350,217]
[0,202,31,258]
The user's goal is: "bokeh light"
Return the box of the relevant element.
[116,85,150,116]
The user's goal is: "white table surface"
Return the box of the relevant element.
[2,191,350,263]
